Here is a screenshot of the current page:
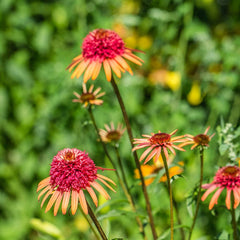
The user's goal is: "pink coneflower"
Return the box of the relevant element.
[37,148,116,216]
[66,29,144,82]
[201,166,240,210]
[180,126,215,150]
[132,129,186,164]
[99,122,126,143]
[73,83,105,107]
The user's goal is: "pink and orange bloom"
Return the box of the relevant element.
[37,148,115,216]
[201,166,240,210]
[132,129,186,164]
[181,126,215,150]
[73,83,105,107]
[99,122,126,143]
[66,29,144,82]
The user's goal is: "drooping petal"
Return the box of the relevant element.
[201,185,218,201]
[54,192,63,216]
[41,189,53,208]
[71,190,79,215]
[79,189,88,214]
[38,185,51,200]
[225,188,232,209]
[62,191,70,215]
[103,60,112,81]
[86,187,98,207]
[97,178,116,192]
[91,181,110,200]
[97,174,116,185]
[37,177,51,192]
[233,189,240,208]
[139,146,155,162]
[45,191,60,213]
[209,187,224,210]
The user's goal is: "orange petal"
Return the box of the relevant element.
[122,53,142,65]
[226,189,231,209]
[79,190,88,214]
[209,188,224,210]
[45,191,60,213]
[62,191,70,215]
[233,189,240,208]
[41,189,53,208]
[71,190,79,215]
[97,174,116,185]
[83,61,97,83]
[108,59,122,78]
[86,187,98,207]
[37,177,51,192]
[103,60,112,81]
[201,185,218,201]
[92,62,102,80]
[38,185,51,200]
[115,55,133,75]
[97,178,116,192]
[144,148,159,164]
[139,146,154,162]
[91,181,110,200]
[54,192,63,216]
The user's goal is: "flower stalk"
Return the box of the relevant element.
[231,192,238,240]
[188,147,204,240]
[111,77,157,240]
[87,202,108,240]
[87,106,147,239]
[161,150,174,240]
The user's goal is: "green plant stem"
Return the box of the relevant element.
[188,147,204,240]
[161,151,174,240]
[111,77,157,240]
[87,202,108,240]
[113,145,147,240]
[80,206,101,240]
[87,106,147,240]
[231,193,238,240]
[164,184,185,240]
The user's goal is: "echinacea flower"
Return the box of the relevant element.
[37,148,116,216]
[66,29,144,82]
[132,129,186,164]
[99,122,126,143]
[201,166,240,210]
[73,83,105,107]
[135,155,184,186]
[180,126,215,150]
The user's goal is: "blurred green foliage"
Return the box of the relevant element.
[1,0,240,239]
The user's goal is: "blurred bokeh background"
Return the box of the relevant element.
[1,0,240,239]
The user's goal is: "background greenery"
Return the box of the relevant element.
[1,0,240,239]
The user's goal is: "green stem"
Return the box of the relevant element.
[113,145,147,240]
[87,106,147,239]
[161,151,174,240]
[165,184,185,240]
[231,192,238,240]
[80,206,101,240]
[188,148,204,240]
[87,202,108,240]
[111,77,157,240]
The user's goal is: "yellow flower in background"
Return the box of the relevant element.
[134,155,184,186]
[187,81,202,105]
[165,71,181,91]
[124,33,138,49]
[119,0,140,14]
[138,36,153,50]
